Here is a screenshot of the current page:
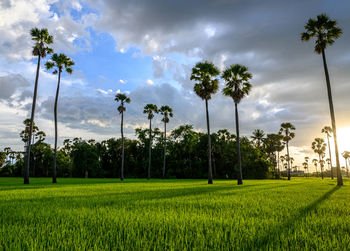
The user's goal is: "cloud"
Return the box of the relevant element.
[146,79,154,85]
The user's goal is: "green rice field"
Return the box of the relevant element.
[0,178,349,250]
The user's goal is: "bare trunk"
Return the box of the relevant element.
[24,55,41,184]
[319,154,324,179]
[205,99,213,184]
[277,151,280,179]
[53,70,61,184]
[322,49,342,186]
[147,119,152,180]
[327,135,334,179]
[235,102,243,185]
[121,110,124,181]
[286,141,291,180]
[162,122,167,179]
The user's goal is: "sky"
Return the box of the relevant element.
[0,0,350,171]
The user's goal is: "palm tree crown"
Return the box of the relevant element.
[143,104,159,119]
[312,138,327,156]
[45,53,74,74]
[222,64,252,104]
[301,14,342,54]
[160,105,173,123]
[30,27,53,58]
[251,129,265,147]
[115,93,131,114]
[321,126,333,137]
[191,61,220,100]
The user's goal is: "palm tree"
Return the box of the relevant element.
[342,151,350,177]
[159,105,173,179]
[279,122,296,180]
[24,28,53,184]
[312,158,319,176]
[45,53,74,183]
[115,93,131,181]
[191,61,220,184]
[321,126,334,179]
[303,162,308,177]
[222,64,252,185]
[143,104,159,180]
[305,156,310,176]
[251,129,265,148]
[312,138,327,179]
[302,14,343,186]
[326,158,331,176]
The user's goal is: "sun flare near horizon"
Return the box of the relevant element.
[328,127,350,166]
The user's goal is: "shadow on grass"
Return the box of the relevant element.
[250,185,341,249]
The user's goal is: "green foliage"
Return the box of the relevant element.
[30,27,53,58]
[0,178,349,249]
[191,61,220,100]
[115,93,131,114]
[301,14,342,54]
[222,64,252,104]
[45,53,74,75]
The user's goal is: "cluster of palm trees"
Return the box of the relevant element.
[21,13,344,186]
[114,94,173,180]
[24,28,74,184]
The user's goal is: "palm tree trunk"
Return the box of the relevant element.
[326,135,334,179]
[147,119,152,180]
[120,112,124,180]
[286,142,291,180]
[24,55,41,184]
[322,49,342,186]
[53,70,61,184]
[319,154,324,179]
[120,110,124,181]
[277,151,280,179]
[162,121,167,179]
[235,102,243,185]
[205,99,213,184]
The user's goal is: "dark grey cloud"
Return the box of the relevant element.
[0,74,31,99]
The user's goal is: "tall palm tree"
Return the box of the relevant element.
[191,61,220,184]
[321,126,334,179]
[312,158,319,176]
[342,151,350,177]
[143,104,159,180]
[251,129,265,148]
[312,138,327,179]
[279,122,296,180]
[45,53,74,183]
[302,14,343,186]
[160,105,173,179]
[222,64,252,185]
[24,28,53,184]
[115,93,131,181]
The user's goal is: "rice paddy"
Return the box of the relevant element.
[0,178,349,250]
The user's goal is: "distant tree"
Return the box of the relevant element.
[263,133,283,178]
[342,151,350,177]
[312,138,327,179]
[321,126,334,179]
[304,156,310,176]
[191,61,220,184]
[312,158,318,176]
[115,93,131,180]
[222,64,252,185]
[143,104,159,180]
[24,28,53,184]
[159,105,173,178]
[45,53,74,183]
[302,14,343,186]
[303,162,308,177]
[279,123,296,180]
[251,129,265,148]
